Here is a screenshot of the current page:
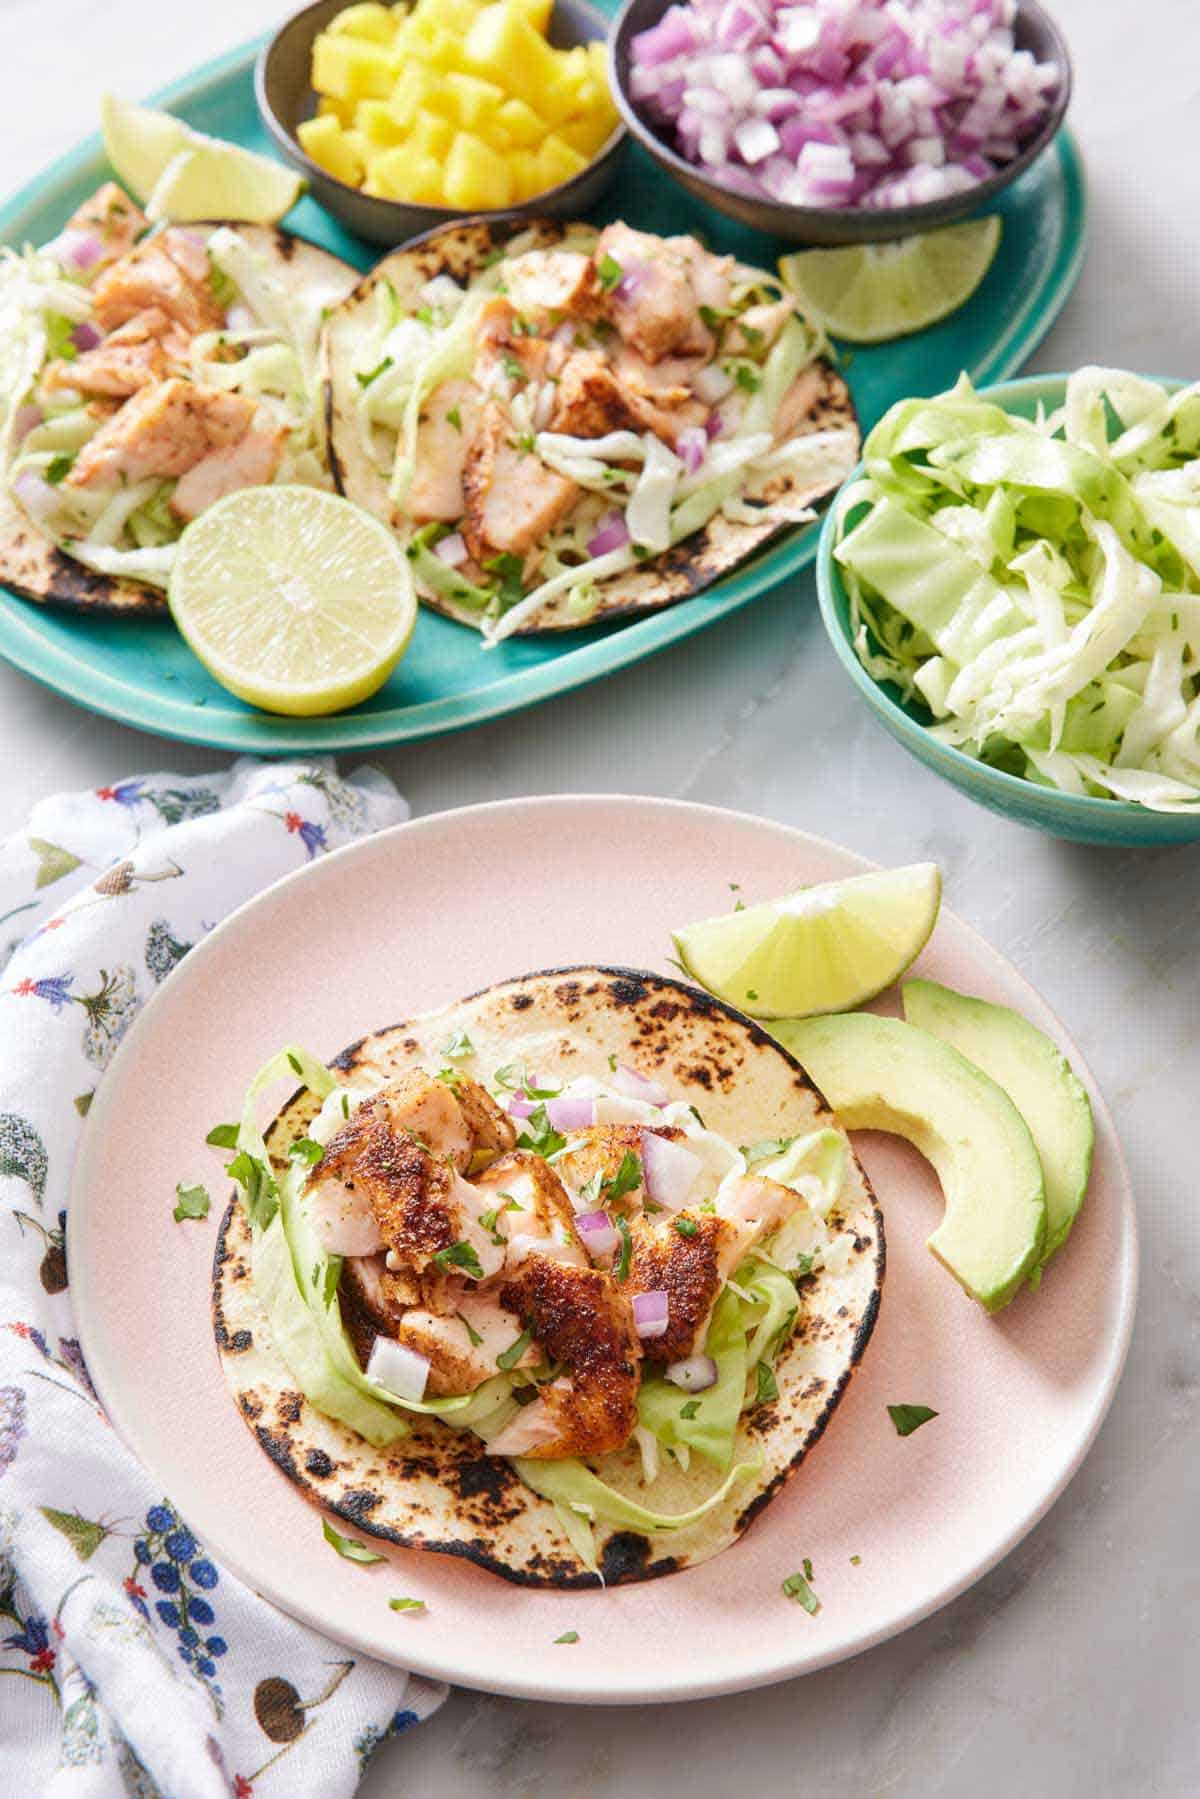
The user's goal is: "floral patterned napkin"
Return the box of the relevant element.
[0,759,445,1799]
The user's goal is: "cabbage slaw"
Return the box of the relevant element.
[834,370,1200,812]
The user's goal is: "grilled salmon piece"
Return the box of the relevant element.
[502,248,597,324]
[169,421,287,521]
[60,182,148,276]
[42,308,175,400]
[470,1149,586,1269]
[92,228,224,336]
[488,1257,642,1458]
[594,224,729,364]
[626,1210,744,1363]
[461,399,577,561]
[552,1123,686,1213]
[65,380,255,489]
[550,350,703,449]
[772,366,826,444]
[408,378,481,524]
[390,1285,538,1395]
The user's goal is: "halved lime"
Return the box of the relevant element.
[672,864,942,1018]
[103,93,304,223]
[779,217,1002,344]
[168,487,417,717]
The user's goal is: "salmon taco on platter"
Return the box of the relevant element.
[212,967,883,1587]
[0,182,358,614]
[322,218,860,639]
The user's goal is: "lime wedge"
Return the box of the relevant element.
[779,217,1002,344]
[168,487,417,717]
[672,864,942,1018]
[103,93,304,223]
[146,145,305,226]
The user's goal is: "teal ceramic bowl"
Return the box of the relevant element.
[816,371,1200,848]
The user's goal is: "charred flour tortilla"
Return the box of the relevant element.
[2,222,358,616]
[213,967,883,1588]
[323,218,859,636]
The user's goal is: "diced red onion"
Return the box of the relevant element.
[641,1131,702,1213]
[613,1064,670,1107]
[12,471,57,525]
[366,1336,430,1402]
[676,425,707,474]
[14,405,42,443]
[435,531,468,567]
[56,230,103,272]
[614,261,647,302]
[70,321,102,353]
[633,1290,670,1340]
[587,512,630,557]
[665,1354,718,1392]
[546,1093,595,1131]
[507,1093,536,1119]
[575,1209,620,1258]
[628,0,1056,211]
[705,409,724,440]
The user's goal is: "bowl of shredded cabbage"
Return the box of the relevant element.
[817,368,1200,845]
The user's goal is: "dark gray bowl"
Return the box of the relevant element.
[610,0,1072,245]
[256,0,628,247]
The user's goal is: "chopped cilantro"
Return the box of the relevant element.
[456,1310,483,1347]
[497,1326,533,1371]
[688,1104,706,1129]
[501,353,526,383]
[45,314,78,362]
[755,1360,778,1404]
[614,1211,632,1282]
[603,1150,642,1206]
[356,355,393,389]
[698,303,731,329]
[597,253,624,292]
[740,1135,797,1164]
[745,989,758,1001]
[849,1554,862,1566]
[172,1182,210,1224]
[607,1053,618,1072]
[739,322,764,346]
[435,1066,464,1091]
[432,1240,484,1280]
[389,1596,426,1613]
[288,1137,324,1165]
[632,542,649,559]
[205,1122,239,1149]
[467,1147,498,1176]
[733,365,762,393]
[516,1104,566,1160]
[440,1028,474,1060]
[226,1149,276,1231]
[416,305,435,326]
[322,1518,384,1564]
[45,454,73,485]
[341,1093,351,1119]
[782,1568,820,1614]
[515,431,536,454]
[578,1169,604,1209]
[673,1216,698,1239]
[287,1052,303,1075]
[803,1557,814,1582]
[484,552,526,611]
[792,1253,814,1279]
[481,246,506,267]
[477,1207,506,1247]
[554,1630,580,1644]
[679,1399,700,1420]
[446,405,463,432]
[887,1403,938,1437]
[321,1260,340,1306]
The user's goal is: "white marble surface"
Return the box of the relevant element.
[5,0,1200,1791]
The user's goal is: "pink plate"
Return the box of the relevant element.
[69,797,1137,1704]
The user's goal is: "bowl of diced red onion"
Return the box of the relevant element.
[610,0,1071,244]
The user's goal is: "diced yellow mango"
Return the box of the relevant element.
[495,96,545,147]
[507,148,542,201]
[390,63,437,125]
[412,0,484,32]
[536,131,587,188]
[510,0,553,30]
[424,27,465,69]
[405,111,454,158]
[443,129,514,209]
[327,2,396,42]
[445,72,506,131]
[586,38,610,87]
[311,33,400,101]
[559,43,590,82]
[369,144,445,203]
[558,109,617,157]
[356,98,407,146]
[297,114,366,186]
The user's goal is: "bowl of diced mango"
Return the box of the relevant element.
[256,0,626,244]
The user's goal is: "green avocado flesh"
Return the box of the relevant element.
[902,979,1094,1277]
[775,1012,1046,1312]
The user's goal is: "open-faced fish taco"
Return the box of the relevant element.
[0,183,359,614]
[212,967,883,1587]
[323,218,860,639]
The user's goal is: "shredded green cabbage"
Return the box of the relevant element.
[836,370,1200,811]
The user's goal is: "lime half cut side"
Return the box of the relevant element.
[779,217,1002,344]
[672,863,942,1018]
[168,487,417,717]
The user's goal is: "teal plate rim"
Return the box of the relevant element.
[0,35,1088,754]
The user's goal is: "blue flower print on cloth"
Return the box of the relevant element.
[0,759,445,1799]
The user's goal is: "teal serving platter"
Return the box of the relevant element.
[0,15,1087,752]
[817,371,1200,848]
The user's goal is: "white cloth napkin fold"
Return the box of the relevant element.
[0,758,445,1799]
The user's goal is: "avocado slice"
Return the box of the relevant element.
[775,1012,1046,1313]
[902,979,1093,1280]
